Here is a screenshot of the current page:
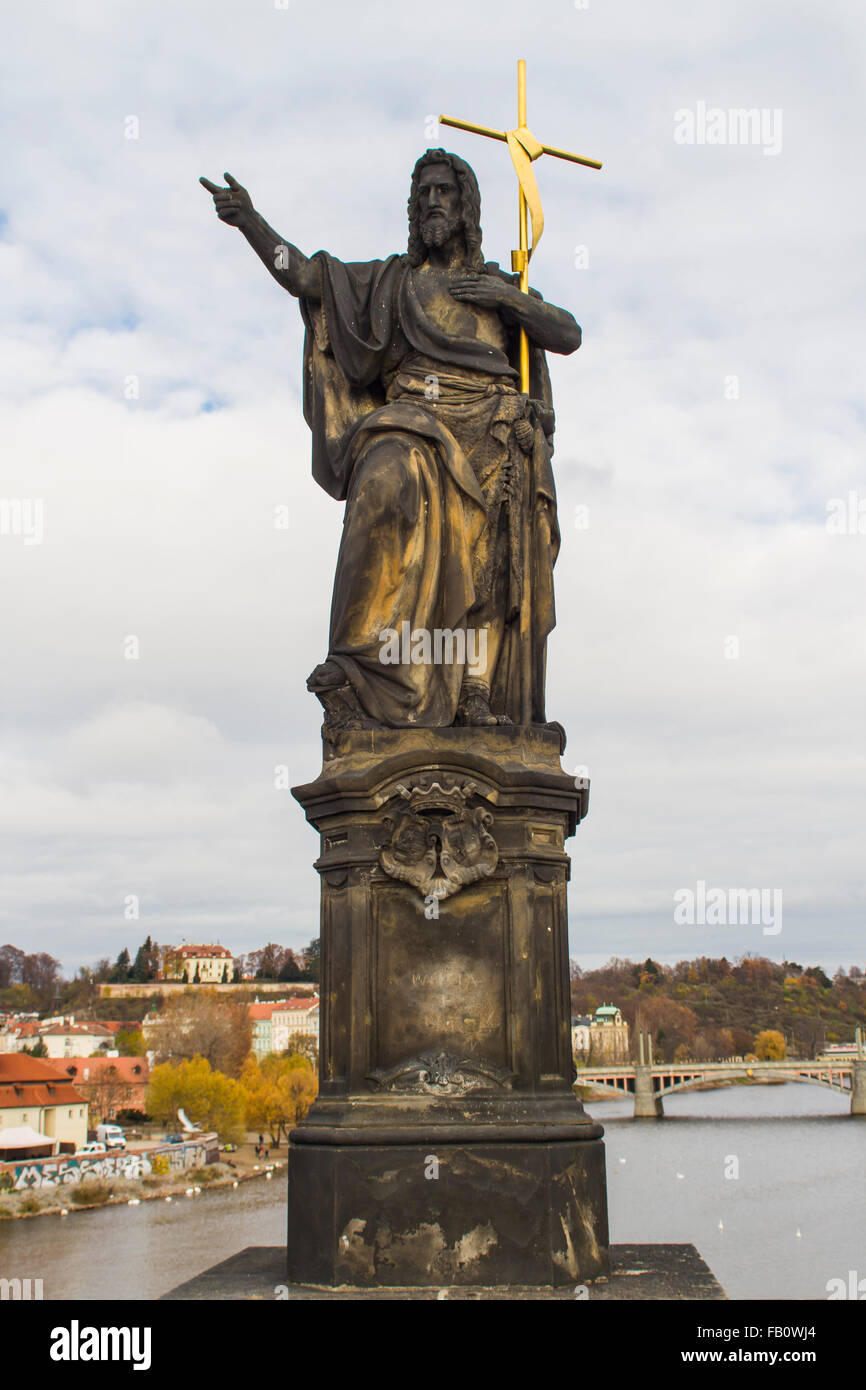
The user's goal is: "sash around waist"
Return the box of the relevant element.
[388,358,521,407]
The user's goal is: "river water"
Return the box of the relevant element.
[1,1084,861,1301]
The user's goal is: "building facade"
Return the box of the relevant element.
[249,1001,279,1058]
[571,1015,592,1056]
[589,1005,630,1064]
[163,945,235,984]
[50,1057,150,1121]
[249,997,320,1058]
[39,1022,119,1059]
[272,997,319,1053]
[0,1055,88,1154]
[0,1019,41,1053]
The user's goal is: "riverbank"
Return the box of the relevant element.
[0,1142,283,1221]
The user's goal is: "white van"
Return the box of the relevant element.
[95,1124,127,1151]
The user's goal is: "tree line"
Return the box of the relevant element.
[104,938,320,985]
[0,937,320,1015]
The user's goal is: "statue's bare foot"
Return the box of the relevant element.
[306,661,346,693]
[455,692,499,727]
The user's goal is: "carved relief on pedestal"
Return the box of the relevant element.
[378,778,498,904]
[366,1049,514,1096]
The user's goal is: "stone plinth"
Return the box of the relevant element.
[289,726,608,1287]
[164,1244,726,1300]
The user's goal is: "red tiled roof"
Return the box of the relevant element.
[173,945,233,959]
[0,1055,88,1108]
[249,1002,283,1020]
[49,1056,149,1085]
[39,1022,115,1037]
[250,996,318,1019]
[0,1054,83,1084]
[0,1020,41,1037]
[0,1081,87,1109]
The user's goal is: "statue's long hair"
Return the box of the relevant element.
[407,149,485,270]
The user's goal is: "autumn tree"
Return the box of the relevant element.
[58,965,102,1014]
[633,997,698,1062]
[79,1063,128,1122]
[28,953,61,1010]
[754,1029,787,1060]
[240,1053,318,1148]
[147,1057,246,1144]
[149,991,252,1078]
[0,947,62,1011]
[289,1035,319,1067]
[115,1027,145,1056]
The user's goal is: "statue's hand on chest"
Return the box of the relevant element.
[413,267,508,349]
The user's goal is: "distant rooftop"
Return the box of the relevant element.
[172,945,233,959]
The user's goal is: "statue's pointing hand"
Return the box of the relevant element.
[199,172,253,229]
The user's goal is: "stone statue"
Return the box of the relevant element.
[200,69,611,1291]
[200,150,582,734]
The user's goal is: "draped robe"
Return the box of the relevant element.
[299,251,560,728]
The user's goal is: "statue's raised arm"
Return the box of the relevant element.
[199,172,320,300]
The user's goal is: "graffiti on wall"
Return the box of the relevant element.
[1,1138,213,1191]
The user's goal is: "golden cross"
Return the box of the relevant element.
[440,59,602,392]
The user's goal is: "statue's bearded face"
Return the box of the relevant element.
[417,163,463,248]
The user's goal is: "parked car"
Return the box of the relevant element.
[165,1133,184,1144]
[77,1142,107,1156]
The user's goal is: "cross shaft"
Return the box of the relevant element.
[440,59,602,392]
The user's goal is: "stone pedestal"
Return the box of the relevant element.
[289,726,609,1288]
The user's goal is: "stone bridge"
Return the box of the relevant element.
[577,1030,866,1118]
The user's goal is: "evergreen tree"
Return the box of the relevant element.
[130,935,159,983]
[110,948,131,983]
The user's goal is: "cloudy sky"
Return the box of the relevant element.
[1,0,864,976]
